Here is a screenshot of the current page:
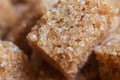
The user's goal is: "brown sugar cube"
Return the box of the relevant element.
[6,0,58,55]
[27,0,117,79]
[0,40,35,80]
[0,0,16,38]
[0,0,29,39]
[0,0,16,27]
[31,52,66,80]
[95,28,120,80]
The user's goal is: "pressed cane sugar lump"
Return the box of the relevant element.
[0,0,16,38]
[27,0,117,79]
[95,28,120,80]
[0,40,35,80]
[0,0,16,27]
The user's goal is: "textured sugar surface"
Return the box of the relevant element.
[27,0,117,79]
[0,40,35,80]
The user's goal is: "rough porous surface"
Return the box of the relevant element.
[27,0,117,79]
[0,40,35,80]
[95,28,120,80]
[32,52,100,80]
